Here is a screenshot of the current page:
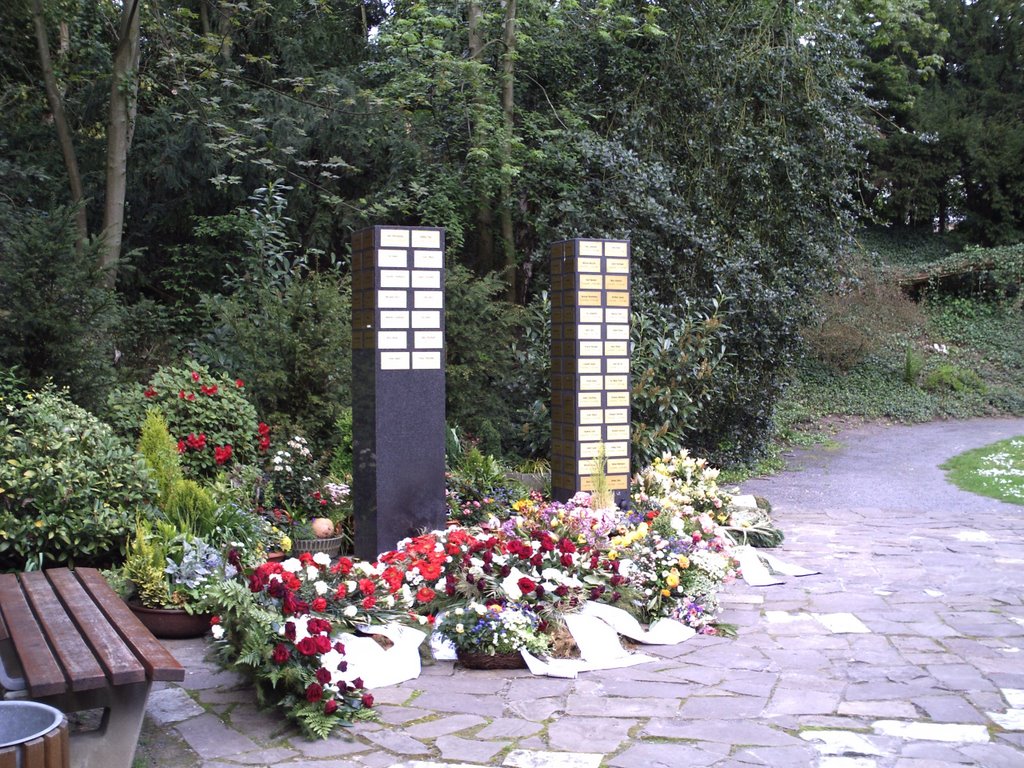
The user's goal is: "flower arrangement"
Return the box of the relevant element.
[437,601,549,657]
[206,552,378,739]
[209,447,759,737]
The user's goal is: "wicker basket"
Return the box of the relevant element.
[455,648,526,670]
[292,536,344,558]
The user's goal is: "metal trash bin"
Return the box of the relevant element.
[0,700,69,768]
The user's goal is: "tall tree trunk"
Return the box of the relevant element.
[30,0,88,250]
[467,0,494,274]
[99,0,142,288]
[499,0,517,301]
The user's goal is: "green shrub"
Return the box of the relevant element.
[194,272,353,460]
[105,361,262,480]
[163,479,219,539]
[138,409,184,507]
[0,388,158,570]
[902,346,925,386]
[922,364,986,394]
[629,295,729,468]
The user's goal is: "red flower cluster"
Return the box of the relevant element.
[214,444,233,464]
[257,422,271,452]
[200,384,219,396]
[143,387,157,398]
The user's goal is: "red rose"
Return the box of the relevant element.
[210,615,221,625]
[315,667,331,685]
[358,578,375,596]
[361,693,374,708]
[334,584,348,599]
[296,637,319,656]
[361,596,376,609]
[323,699,338,715]
[311,597,327,612]
[272,643,290,664]
[305,683,323,702]
[517,577,537,594]
[561,553,574,567]
[352,677,364,689]
[315,635,332,654]
[415,587,436,603]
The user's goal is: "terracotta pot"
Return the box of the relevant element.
[128,601,213,639]
[266,551,287,563]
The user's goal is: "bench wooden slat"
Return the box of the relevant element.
[75,568,185,683]
[46,569,146,687]
[22,572,108,692]
[0,573,66,697]
[0,747,16,768]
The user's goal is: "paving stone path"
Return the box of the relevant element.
[140,417,1024,767]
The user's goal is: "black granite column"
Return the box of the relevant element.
[550,238,631,505]
[352,226,447,559]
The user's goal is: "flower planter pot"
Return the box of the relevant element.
[455,648,526,670]
[127,601,212,639]
[292,536,344,558]
[266,551,287,563]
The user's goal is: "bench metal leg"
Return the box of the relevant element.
[39,682,152,768]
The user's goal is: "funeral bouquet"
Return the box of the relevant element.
[436,600,549,656]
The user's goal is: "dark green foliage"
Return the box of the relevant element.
[0,206,119,410]
[329,409,354,479]
[191,186,353,460]
[0,388,158,570]
[629,297,729,469]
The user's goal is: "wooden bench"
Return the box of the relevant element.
[0,568,185,768]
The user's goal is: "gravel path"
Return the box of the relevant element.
[138,417,1024,767]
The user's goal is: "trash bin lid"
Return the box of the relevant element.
[0,700,64,748]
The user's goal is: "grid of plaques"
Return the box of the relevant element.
[352,226,445,371]
[550,238,631,498]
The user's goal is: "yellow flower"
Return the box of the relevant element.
[280,535,292,553]
[666,568,680,588]
[34,520,44,528]
[677,555,690,569]
[660,588,671,597]
[607,550,619,561]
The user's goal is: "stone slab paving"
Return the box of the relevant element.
[136,417,1024,767]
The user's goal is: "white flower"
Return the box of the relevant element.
[210,624,225,640]
[343,605,358,618]
[306,565,320,581]
[314,580,328,596]
[312,552,331,567]
[281,558,302,573]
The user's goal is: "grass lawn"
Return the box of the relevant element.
[941,436,1024,505]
